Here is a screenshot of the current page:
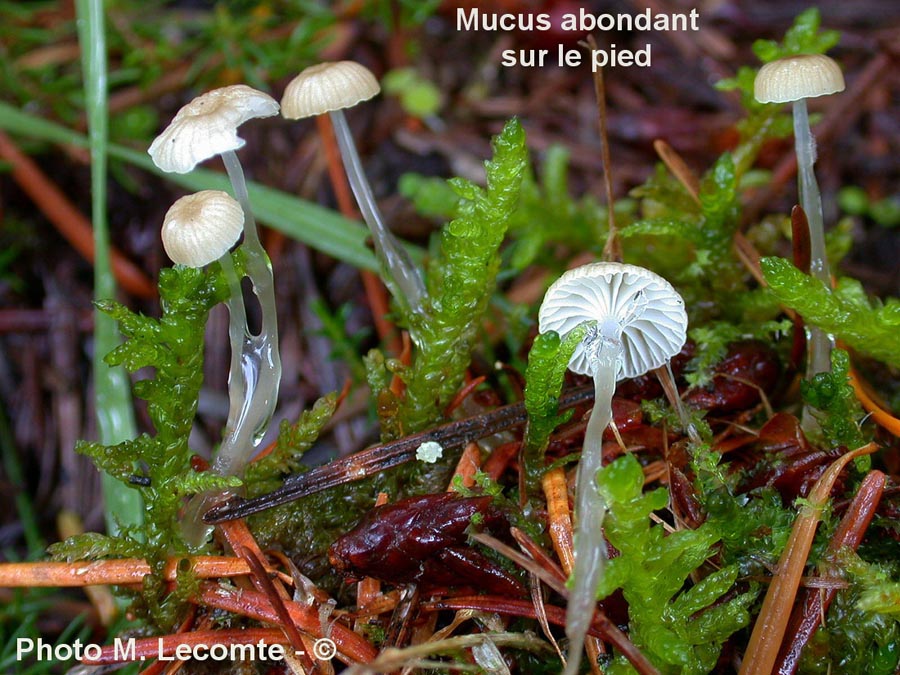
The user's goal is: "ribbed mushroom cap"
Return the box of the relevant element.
[162,190,244,267]
[149,85,279,174]
[538,262,687,380]
[754,54,845,104]
[281,61,380,119]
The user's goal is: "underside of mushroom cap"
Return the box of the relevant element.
[538,262,688,379]
[754,54,845,104]
[149,85,279,174]
[161,190,244,267]
[281,61,380,119]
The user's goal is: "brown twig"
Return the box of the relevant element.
[0,556,262,588]
[584,35,622,263]
[204,384,595,523]
[738,442,878,675]
[425,596,660,675]
[775,470,886,675]
[197,581,377,664]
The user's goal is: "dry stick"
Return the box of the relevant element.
[204,384,595,523]
[238,545,312,666]
[220,520,318,672]
[451,442,482,490]
[775,469,886,675]
[542,468,575,576]
[788,205,814,372]
[197,581,378,664]
[738,442,878,675]
[652,138,777,295]
[653,139,701,203]
[315,113,400,355]
[585,35,622,263]
[136,605,201,675]
[57,510,117,626]
[0,130,155,298]
[0,556,267,588]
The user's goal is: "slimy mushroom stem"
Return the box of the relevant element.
[563,339,618,675]
[754,54,844,382]
[328,108,426,310]
[791,99,832,378]
[281,61,426,313]
[538,262,687,675]
[149,84,283,544]
[217,147,281,466]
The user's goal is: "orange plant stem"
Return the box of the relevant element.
[356,492,388,613]
[848,366,900,438]
[197,582,378,664]
[0,556,257,588]
[541,468,575,574]
[0,130,156,299]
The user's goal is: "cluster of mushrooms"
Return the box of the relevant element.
[148,62,422,543]
[147,50,844,673]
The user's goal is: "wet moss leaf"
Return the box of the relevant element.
[597,454,752,674]
[761,257,900,368]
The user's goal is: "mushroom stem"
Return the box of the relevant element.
[218,149,282,452]
[564,344,618,675]
[182,153,282,547]
[328,109,426,312]
[792,101,835,381]
[792,101,829,286]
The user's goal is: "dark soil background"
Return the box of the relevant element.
[0,0,897,554]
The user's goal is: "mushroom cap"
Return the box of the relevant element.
[754,54,845,104]
[161,190,244,267]
[149,85,279,174]
[538,262,687,380]
[281,61,380,119]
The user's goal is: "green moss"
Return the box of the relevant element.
[761,257,900,368]
[59,259,238,629]
[801,349,868,450]
[520,324,589,489]
[397,117,528,434]
[597,454,754,674]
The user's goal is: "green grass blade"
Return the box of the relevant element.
[75,0,143,536]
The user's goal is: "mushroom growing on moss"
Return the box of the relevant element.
[754,53,845,378]
[161,190,244,268]
[150,85,282,542]
[281,61,425,312]
[538,262,687,675]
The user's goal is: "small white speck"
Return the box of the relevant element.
[416,441,443,463]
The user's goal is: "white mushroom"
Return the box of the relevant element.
[161,191,244,267]
[150,85,282,544]
[282,61,425,311]
[754,54,844,379]
[538,262,687,675]
[148,85,279,175]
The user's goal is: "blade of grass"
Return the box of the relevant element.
[0,102,424,271]
[75,0,143,536]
